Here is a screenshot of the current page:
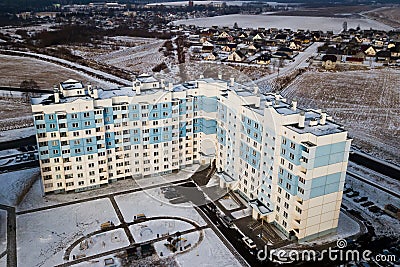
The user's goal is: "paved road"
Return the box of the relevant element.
[347,170,400,199]
[349,151,400,181]
[252,41,322,86]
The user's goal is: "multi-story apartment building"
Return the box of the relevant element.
[31,74,351,241]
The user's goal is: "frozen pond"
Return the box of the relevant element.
[173,14,393,33]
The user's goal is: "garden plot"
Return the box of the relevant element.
[0,210,6,254]
[282,69,400,165]
[154,231,200,258]
[130,219,195,243]
[115,188,207,227]
[175,228,242,267]
[69,229,129,260]
[16,198,119,267]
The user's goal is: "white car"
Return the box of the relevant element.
[242,236,256,249]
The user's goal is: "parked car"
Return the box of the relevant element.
[346,191,360,198]
[219,215,234,228]
[354,196,368,203]
[361,201,374,207]
[15,155,23,162]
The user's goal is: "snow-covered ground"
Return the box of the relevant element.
[173,14,393,32]
[69,229,129,260]
[0,210,6,254]
[281,69,400,164]
[347,162,400,196]
[345,174,400,210]
[0,255,5,267]
[17,167,199,212]
[130,219,195,243]
[0,51,129,87]
[115,188,207,227]
[0,168,40,206]
[176,228,242,267]
[219,197,241,211]
[231,207,252,219]
[154,231,200,258]
[17,198,119,267]
[0,127,35,143]
[342,172,400,237]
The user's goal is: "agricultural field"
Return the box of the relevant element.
[0,54,112,130]
[365,7,400,29]
[69,36,174,74]
[282,69,400,164]
[173,14,393,33]
[0,54,109,89]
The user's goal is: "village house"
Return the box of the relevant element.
[227,50,246,62]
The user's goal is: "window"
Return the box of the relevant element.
[289,153,295,160]
[296,206,302,214]
[298,187,304,194]
[288,163,293,170]
[290,142,296,149]
[282,138,287,145]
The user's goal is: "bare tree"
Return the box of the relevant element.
[20,79,39,103]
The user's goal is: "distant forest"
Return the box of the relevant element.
[0,0,399,12]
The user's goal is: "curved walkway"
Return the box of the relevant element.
[63,215,203,261]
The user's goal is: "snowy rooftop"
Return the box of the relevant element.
[287,119,345,136]
[136,74,158,83]
[60,79,84,90]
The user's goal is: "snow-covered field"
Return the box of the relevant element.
[176,228,242,267]
[173,14,393,32]
[0,54,115,89]
[281,69,400,164]
[0,168,40,206]
[72,37,173,75]
[115,188,207,227]
[17,198,119,267]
